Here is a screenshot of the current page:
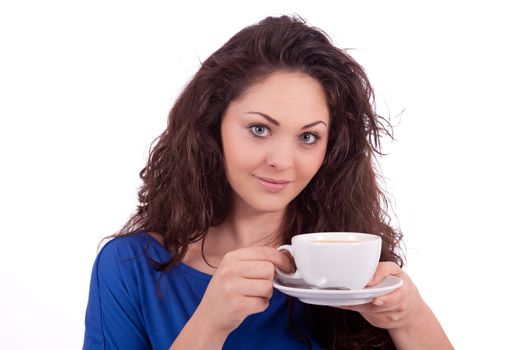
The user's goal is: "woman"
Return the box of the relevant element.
[83,15,453,349]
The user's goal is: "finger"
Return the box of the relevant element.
[337,303,375,313]
[239,278,274,299]
[365,308,405,324]
[337,287,403,312]
[366,261,403,286]
[339,300,399,315]
[370,301,403,313]
[227,247,295,273]
[277,249,296,273]
[371,289,403,308]
[239,260,276,280]
[244,296,271,315]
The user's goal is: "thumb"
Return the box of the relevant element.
[366,266,388,287]
[366,270,385,287]
[366,261,402,287]
[275,250,296,273]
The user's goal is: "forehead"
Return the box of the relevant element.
[228,71,330,124]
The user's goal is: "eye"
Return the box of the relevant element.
[249,124,270,138]
[299,132,320,145]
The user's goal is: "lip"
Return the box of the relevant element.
[255,176,291,193]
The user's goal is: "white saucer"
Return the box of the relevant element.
[273,275,403,306]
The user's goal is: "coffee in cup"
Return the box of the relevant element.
[276,232,381,290]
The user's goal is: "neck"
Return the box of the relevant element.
[216,213,283,247]
[204,202,287,257]
[179,201,289,273]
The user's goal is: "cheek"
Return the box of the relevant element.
[297,148,327,179]
[223,137,262,172]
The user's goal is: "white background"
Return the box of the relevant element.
[1,1,523,349]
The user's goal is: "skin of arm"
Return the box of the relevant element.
[388,300,453,350]
[169,306,230,350]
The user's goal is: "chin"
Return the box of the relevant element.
[246,198,290,214]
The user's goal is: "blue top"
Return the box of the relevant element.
[83,232,324,349]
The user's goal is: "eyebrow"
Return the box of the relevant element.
[246,111,328,129]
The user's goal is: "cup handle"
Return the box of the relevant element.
[275,245,302,280]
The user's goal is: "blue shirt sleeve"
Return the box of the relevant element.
[83,239,151,350]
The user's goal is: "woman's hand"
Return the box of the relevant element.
[196,246,294,336]
[337,261,423,330]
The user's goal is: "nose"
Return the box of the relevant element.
[266,139,294,171]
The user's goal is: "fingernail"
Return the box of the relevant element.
[373,299,384,306]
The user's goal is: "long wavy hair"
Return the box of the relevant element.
[117,15,403,349]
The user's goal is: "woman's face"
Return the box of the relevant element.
[221,71,330,214]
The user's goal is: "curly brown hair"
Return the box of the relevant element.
[117,14,403,349]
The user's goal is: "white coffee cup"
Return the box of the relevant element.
[276,232,381,290]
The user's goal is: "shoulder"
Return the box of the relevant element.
[84,233,159,348]
[94,232,162,280]
[98,232,151,259]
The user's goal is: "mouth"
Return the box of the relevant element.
[255,176,291,193]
